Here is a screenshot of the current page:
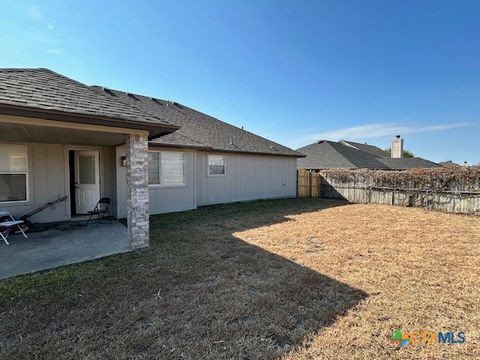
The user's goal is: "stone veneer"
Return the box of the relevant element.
[126,134,149,249]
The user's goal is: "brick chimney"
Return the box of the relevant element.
[391,135,404,158]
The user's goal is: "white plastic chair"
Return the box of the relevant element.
[0,209,28,245]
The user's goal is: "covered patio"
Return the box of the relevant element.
[0,220,130,280]
[0,68,181,279]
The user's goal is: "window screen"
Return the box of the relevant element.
[0,144,28,202]
[148,151,185,185]
[208,155,225,175]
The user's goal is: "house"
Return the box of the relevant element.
[0,68,302,250]
[297,136,439,170]
[439,160,461,167]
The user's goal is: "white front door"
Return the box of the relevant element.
[74,150,100,214]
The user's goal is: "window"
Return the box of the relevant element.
[0,144,28,202]
[148,151,185,185]
[208,155,225,176]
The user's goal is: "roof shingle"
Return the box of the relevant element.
[297,140,439,170]
[0,68,174,130]
[90,87,302,157]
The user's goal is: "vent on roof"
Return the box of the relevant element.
[228,138,239,148]
[150,97,164,105]
[166,100,183,109]
[270,145,277,151]
[102,87,116,96]
[126,92,139,100]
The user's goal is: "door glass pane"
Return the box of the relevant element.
[0,174,27,201]
[148,152,160,184]
[79,155,96,184]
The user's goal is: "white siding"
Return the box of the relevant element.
[2,143,117,223]
[196,152,297,206]
[116,146,196,218]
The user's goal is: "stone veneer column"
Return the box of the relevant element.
[126,134,149,249]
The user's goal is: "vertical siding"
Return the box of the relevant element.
[4,143,117,223]
[102,146,117,218]
[5,143,68,223]
[116,146,196,218]
[195,152,297,206]
[116,145,127,218]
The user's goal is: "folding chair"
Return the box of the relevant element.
[86,197,111,227]
[0,209,28,245]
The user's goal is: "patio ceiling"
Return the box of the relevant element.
[0,121,127,146]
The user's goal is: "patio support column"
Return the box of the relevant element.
[126,134,149,249]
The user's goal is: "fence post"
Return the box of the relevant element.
[309,171,312,198]
[296,170,299,198]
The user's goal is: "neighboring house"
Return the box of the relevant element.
[297,136,439,170]
[0,68,302,249]
[439,160,461,167]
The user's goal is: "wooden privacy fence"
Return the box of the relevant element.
[297,168,480,215]
[297,169,321,198]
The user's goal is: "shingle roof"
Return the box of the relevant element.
[297,140,439,170]
[297,141,390,169]
[0,68,175,133]
[339,140,390,157]
[439,160,461,167]
[380,157,441,170]
[90,86,302,157]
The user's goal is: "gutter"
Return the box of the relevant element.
[0,104,179,139]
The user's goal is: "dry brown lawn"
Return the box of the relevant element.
[1,199,479,359]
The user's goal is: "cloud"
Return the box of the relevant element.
[296,122,472,145]
[28,6,55,31]
[28,5,42,20]
[28,5,63,55]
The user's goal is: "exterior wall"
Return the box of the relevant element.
[196,152,297,206]
[2,142,117,223]
[116,145,196,218]
[102,146,117,218]
[4,143,68,223]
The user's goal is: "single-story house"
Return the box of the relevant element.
[0,68,302,249]
[439,160,461,167]
[297,136,439,170]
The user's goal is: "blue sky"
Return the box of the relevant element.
[1,1,479,164]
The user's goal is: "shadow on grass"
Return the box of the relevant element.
[1,198,366,360]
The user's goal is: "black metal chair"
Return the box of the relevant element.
[86,197,111,227]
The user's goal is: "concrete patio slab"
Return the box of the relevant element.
[0,221,131,280]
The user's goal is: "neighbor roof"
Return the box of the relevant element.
[90,86,302,157]
[0,68,177,137]
[439,160,461,167]
[297,141,390,169]
[379,157,440,169]
[339,140,389,157]
[297,140,439,170]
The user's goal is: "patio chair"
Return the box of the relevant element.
[86,197,111,227]
[0,209,28,245]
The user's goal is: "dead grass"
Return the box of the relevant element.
[1,199,479,359]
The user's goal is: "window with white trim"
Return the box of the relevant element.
[208,155,225,176]
[148,151,185,185]
[0,144,28,202]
